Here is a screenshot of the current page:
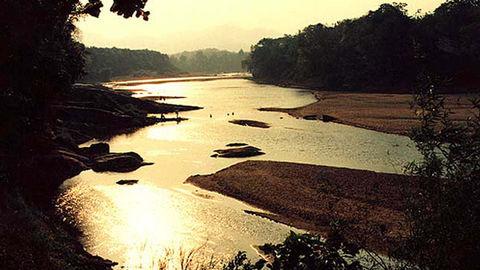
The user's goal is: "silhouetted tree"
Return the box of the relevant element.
[397,75,480,269]
[223,232,362,270]
[0,0,151,155]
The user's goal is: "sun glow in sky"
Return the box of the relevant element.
[77,0,445,54]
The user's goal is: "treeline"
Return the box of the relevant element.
[170,48,247,74]
[246,1,480,92]
[81,47,177,82]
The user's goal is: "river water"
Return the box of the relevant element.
[56,78,420,269]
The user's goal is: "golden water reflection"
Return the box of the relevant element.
[57,79,421,269]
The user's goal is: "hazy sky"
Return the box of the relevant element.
[76,0,445,54]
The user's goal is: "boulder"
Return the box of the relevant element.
[116,180,139,185]
[91,152,153,172]
[229,119,270,129]
[213,146,265,158]
[322,114,336,122]
[303,115,318,120]
[18,150,89,198]
[79,142,110,157]
[226,143,248,147]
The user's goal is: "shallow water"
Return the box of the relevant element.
[56,78,420,269]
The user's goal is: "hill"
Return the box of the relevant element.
[170,48,247,74]
[245,2,480,93]
[81,47,178,82]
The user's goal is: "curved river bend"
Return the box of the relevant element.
[56,79,420,269]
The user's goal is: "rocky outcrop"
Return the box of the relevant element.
[302,114,336,122]
[78,142,110,158]
[225,143,248,147]
[91,152,153,173]
[322,114,336,122]
[54,84,202,145]
[211,146,265,158]
[16,145,152,201]
[229,119,270,129]
[16,150,89,201]
[0,187,117,270]
[303,115,318,120]
[1,84,199,270]
[116,180,139,185]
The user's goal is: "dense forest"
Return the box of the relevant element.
[82,47,177,82]
[245,1,480,92]
[170,48,247,74]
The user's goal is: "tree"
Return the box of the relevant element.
[398,74,480,269]
[246,1,480,92]
[0,0,151,156]
[82,47,176,82]
[170,49,248,74]
[223,232,362,270]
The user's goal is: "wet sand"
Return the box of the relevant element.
[260,91,476,135]
[186,160,416,253]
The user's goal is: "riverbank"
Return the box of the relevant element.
[1,84,202,269]
[186,160,416,253]
[109,73,252,87]
[260,91,475,135]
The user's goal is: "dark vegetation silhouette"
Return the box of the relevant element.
[223,232,363,270]
[0,0,479,269]
[397,75,480,269]
[82,47,177,82]
[245,1,480,92]
[82,47,247,82]
[170,48,248,74]
[0,1,153,269]
[0,0,150,157]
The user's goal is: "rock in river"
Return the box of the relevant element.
[91,152,153,172]
[116,180,139,185]
[225,143,248,147]
[303,114,318,120]
[321,114,336,122]
[212,146,265,158]
[229,119,270,129]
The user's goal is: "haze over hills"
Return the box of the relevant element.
[81,47,248,82]
[76,0,445,53]
[170,48,248,74]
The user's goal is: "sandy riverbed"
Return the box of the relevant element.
[260,91,476,135]
[187,160,417,253]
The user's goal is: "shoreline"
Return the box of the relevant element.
[186,160,416,253]
[259,90,476,136]
[107,73,252,87]
[1,84,202,269]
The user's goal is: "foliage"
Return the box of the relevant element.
[246,1,480,92]
[0,0,150,155]
[170,49,248,74]
[223,232,362,270]
[82,47,176,82]
[398,75,480,269]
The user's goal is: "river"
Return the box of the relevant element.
[56,78,420,269]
